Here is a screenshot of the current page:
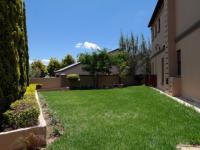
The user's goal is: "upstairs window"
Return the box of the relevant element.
[151,28,154,41]
[157,18,161,33]
[154,24,157,38]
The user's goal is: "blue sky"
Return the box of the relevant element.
[26,0,157,65]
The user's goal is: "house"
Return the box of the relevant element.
[149,0,200,101]
[55,49,121,76]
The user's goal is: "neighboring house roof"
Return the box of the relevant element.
[109,49,121,54]
[148,0,164,27]
[55,49,121,74]
[54,62,81,73]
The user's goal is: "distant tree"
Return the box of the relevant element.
[29,67,41,78]
[30,60,47,78]
[79,49,112,88]
[138,35,151,75]
[119,33,139,77]
[118,33,151,77]
[61,54,75,68]
[111,51,129,81]
[47,58,61,76]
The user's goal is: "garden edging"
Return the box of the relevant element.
[152,87,200,113]
[0,91,47,150]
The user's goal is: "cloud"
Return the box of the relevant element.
[29,59,50,66]
[41,59,50,66]
[75,41,101,50]
[75,43,83,48]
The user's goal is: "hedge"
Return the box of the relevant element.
[3,85,39,129]
[66,74,80,81]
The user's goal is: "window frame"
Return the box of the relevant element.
[177,50,181,77]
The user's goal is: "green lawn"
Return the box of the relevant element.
[41,86,200,150]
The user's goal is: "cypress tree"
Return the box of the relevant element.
[23,1,29,86]
[0,0,29,113]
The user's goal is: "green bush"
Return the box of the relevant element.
[66,74,80,81]
[66,74,80,90]
[3,84,39,129]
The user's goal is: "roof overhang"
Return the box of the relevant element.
[148,0,164,27]
[54,62,81,73]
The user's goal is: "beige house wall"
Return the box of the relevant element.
[150,0,200,101]
[151,0,170,91]
[176,28,200,100]
[175,0,200,36]
[152,52,166,90]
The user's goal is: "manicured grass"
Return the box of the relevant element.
[41,86,200,150]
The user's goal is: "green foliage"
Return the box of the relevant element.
[79,49,112,75]
[61,54,75,68]
[111,51,129,78]
[3,84,39,129]
[118,33,151,77]
[30,60,47,78]
[79,49,112,88]
[47,58,61,76]
[52,127,62,137]
[67,74,80,89]
[67,74,80,81]
[0,0,29,112]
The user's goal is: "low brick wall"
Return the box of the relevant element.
[30,75,137,90]
[97,75,119,88]
[0,92,46,150]
[30,78,62,89]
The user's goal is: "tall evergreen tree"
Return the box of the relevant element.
[0,0,29,112]
[118,33,151,78]
[47,58,61,76]
[23,2,29,86]
[61,54,75,68]
[30,60,47,78]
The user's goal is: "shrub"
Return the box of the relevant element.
[66,74,80,81]
[36,84,43,90]
[66,74,80,89]
[52,127,62,137]
[3,84,39,129]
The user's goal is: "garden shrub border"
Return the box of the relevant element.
[0,86,47,150]
[3,85,40,130]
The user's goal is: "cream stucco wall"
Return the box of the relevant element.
[176,0,200,36]
[150,0,200,100]
[152,52,166,90]
[176,28,200,101]
[151,4,165,57]
[151,0,169,91]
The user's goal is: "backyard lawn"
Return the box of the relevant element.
[41,86,200,150]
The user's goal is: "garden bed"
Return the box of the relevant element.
[0,90,47,150]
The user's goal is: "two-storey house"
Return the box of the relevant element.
[149,0,200,101]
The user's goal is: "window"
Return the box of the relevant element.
[154,25,157,38]
[177,50,181,76]
[161,58,164,85]
[151,28,154,41]
[157,18,161,33]
[151,62,154,75]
